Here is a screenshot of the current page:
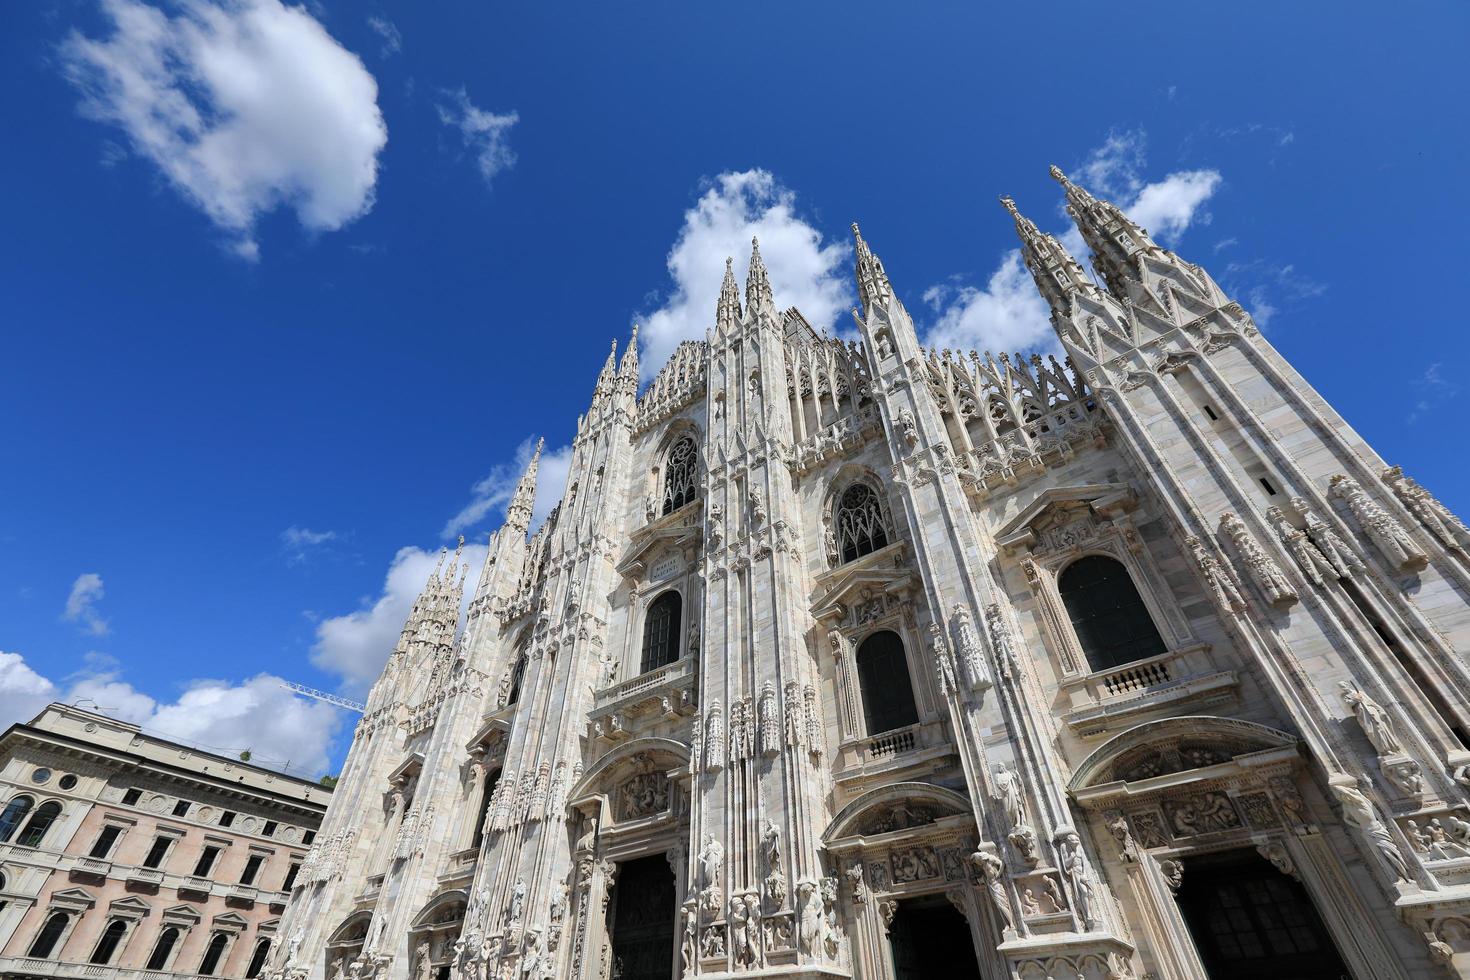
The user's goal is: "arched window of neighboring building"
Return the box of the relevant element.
[661,437,699,515]
[855,630,919,736]
[147,927,181,971]
[506,647,528,706]
[15,800,61,848]
[835,483,890,564]
[640,591,682,674]
[199,932,230,976]
[473,768,500,849]
[0,797,33,843]
[1057,555,1166,672]
[89,919,127,965]
[246,937,271,978]
[29,912,69,958]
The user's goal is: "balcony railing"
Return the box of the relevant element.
[0,955,197,979]
[1060,644,1237,737]
[72,857,111,876]
[866,726,918,759]
[125,868,164,887]
[593,656,695,710]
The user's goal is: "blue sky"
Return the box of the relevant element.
[2,0,1466,778]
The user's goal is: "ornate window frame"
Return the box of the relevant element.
[997,484,1190,679]
[825,475,898,569]
[652,428,702,520]
[637,587,684,676]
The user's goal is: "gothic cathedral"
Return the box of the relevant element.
[266,168,1470,980]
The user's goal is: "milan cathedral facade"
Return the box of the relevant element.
[266,168,1470,980]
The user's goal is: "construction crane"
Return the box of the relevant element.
[280,682,366,713]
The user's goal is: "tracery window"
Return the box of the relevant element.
[855,630,920,736]
[1057,555,1166,672]
[640,591,682,674]
[0,796,33,843]
[836,483,890,564]
[147,927,181,970]
[15,800,61,848]
[507,647,528,706]
[661,438,699,515]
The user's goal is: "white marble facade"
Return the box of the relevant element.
[266,169,1470,980]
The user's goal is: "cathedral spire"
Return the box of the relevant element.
[1000,195,1100,316]
[1050,165,1159,298]
[716,256,742,332]
[619,324,640,380]
[744,237,775,318]
[506,437,543,533]
[852,222,894,314]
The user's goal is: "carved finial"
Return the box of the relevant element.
[746,236,773,312]
[999,195,1020,217]
[1049,164,1070,185]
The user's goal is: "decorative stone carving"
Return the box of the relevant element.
[1266,506,1339,587]
[984,603,1019,681]
[897,408,918,446]
[1219,512,1298,607]
[729,893,757,967]
[1185,535,1247,614]
[758,682,780,757]
[697,835,724,917]
[618,771,669,820]
[704,702,724,772]
[1256,841,1297,879]
[1291,497,1365,577]
[797,880,820,956]
[929,621,957,697]
[1157,858,1183,894]
[680,901,697,978]
[1383,465,1470,551]
[1330,474,1428,571]
[1106,811,1138,863]
[951,604,991,690]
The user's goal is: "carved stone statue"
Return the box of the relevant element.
[1338,681,1402,756]
[897,408,918,446]
[1055,830,1095,928]
[992,764,1026,834]
[680,901,698,977]
[1292,497,1365,578]
[1383,465,1470,551]
[698,835,725,896]
[1332,778,1411,882]
[968,849,1013,933]
[1330,474,1428,571]
[1266,505,1338,587]
[1219,512,1298,607]
[796,880,820,956]
[507,878,527,928]
[823,522,839,567]
[1186,535,1247,613]
[748,488,766,527]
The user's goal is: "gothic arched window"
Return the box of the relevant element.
[16,800,61,848]
[835,483,890,564]
[246,938,271,978]
[147,927,181,970]
[640,591,682,674]
[1057,555,1166,672]
[855,630,920,736]
[29,912,69,958]
[507,647,528,706]
[199,932,230,976]
[0,796,33,843]
[473,768,500,849]
[90,919,128,965]
[661,438,699,515]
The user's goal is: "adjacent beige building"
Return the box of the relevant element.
[268,168,1470,980]
[0,703,329,979]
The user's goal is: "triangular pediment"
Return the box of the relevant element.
[108,895,152,918]
[49,887,97,910]
[811,543,912,623]
[618,508,703,576]
[996,482,1136,551]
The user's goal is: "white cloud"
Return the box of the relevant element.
[63,573,110,637]
[61,0,388,258]
[437,89,518,187]
[920,131,1223,356]
[924,252,1058,358]
[0,653,60,727]
[1407,362,1458,424]
[281,525,338,564]
[310,543,487,695]
[1220,259,1326,329]
[366,15,400,56]
[442,438,572,541]
[637,170,851,379]
[0,651,340,777]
